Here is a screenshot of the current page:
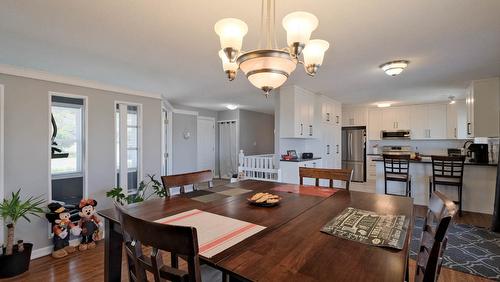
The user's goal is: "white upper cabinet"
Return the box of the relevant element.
[279,86,317,138]
[381,106,410,130]
[367,108,382,140]
[320,97,341,126]
[466,77,500,138]
[409,104,447,139]
[342,107,367,126]
[447,100,467,139]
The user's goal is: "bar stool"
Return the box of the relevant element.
[429,155,465,216]
[382,154,412,197]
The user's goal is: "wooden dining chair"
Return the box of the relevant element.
[114,203,203,282]
[161,170,213,196]
[299,167,353,190]
[415,191,458,282]
[429,155,466,216]
[382,154,412,197]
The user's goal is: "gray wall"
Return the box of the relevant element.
[239,110,274,155]
[172,113,197,174]
[170,104,218,175]
[0,73,162,251]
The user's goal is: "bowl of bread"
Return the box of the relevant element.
[247,192,282,207]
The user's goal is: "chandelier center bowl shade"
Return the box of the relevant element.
[214,0,330,96]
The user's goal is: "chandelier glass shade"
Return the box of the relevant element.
[214,0,329,96]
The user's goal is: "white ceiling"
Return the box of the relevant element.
[1,0,499,113]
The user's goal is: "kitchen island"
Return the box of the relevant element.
[373,157,497,214]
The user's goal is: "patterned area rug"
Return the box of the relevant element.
[410,217,500,280]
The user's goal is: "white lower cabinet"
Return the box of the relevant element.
[280,159,323,185]
[366,155,377,181]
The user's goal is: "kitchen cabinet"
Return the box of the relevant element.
[320,122,341,169]
[367,108,383,140]
[342,107,367,126]
[381,106,410,130]
[320,97,341,126]
[447,100,467,139]
[409,104,447,139]
[279,86,317,138]
[366,155,378,181]
[280,159,323,184]
[466,77,500,138]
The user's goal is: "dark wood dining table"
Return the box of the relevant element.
[99,180,414,282]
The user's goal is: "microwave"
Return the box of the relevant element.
[381,130,411,140]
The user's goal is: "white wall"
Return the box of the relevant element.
[0,73,162,252]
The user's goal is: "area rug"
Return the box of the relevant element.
[410,217,500,280]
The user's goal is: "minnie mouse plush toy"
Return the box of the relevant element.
[78,199,103,251]
[46,202,82,258]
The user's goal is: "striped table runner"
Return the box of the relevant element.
[155,209,266,258]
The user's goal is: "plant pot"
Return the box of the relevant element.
[0,243,33,278]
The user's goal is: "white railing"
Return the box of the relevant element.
[238,150,281,182]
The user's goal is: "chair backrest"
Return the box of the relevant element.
[431,155,465,183]
[299,167,353,190]
[415,191,457,282]
[115,203,202,282]
[161,170,213,195]
[382,154,410,178]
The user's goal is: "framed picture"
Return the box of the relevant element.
[287,150,298,159]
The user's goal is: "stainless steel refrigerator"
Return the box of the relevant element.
[342,127,366,182]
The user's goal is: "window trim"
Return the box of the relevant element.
[0,84,5,245]
[114,101,143,196]
[48,91,88,202]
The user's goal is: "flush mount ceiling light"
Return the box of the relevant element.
[377,103,392,108]
[226,104,238,110]
[215,0,330,97]
[448,96,456,104]
[379,60,409,76]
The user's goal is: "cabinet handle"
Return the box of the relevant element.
[467,122,471,135]
[393,122,396,129]
[309,125,313,136]
[428,129,431,138]
[326,113,330,122]
[454,128,457,138]
[327,144,330,155]
[396,122,399,129]
[336,144,339,154]
[336,115,339,124]
[300,123,303,136]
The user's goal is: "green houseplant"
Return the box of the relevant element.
[106,174,166,205]
[0,189,45,278]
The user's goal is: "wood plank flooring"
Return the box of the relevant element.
[0,204,495,281]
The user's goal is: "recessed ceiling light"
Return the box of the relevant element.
[379,60,409,76]
[377,103,391,108]
[226,104,238,110]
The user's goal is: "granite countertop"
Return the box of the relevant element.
[280,157,322,162]
[371,157,498,167]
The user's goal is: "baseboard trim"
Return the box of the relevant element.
[31,238,81,260]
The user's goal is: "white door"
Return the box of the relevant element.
[0,85,4,245]
[197,117,215,172]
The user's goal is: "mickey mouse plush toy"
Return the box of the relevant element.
[78,199,103,251]
[46,202,82,258]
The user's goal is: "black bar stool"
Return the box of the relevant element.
[383,154,412,197]
[429,155,466,216]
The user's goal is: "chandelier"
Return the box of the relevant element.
[214,0,329,97]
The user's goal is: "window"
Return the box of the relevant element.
[116,103,142,194]
[50,95,86,205]
[51,98,84,175]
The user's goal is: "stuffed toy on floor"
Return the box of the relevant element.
[46,202,82,258]
[78,199,103,251]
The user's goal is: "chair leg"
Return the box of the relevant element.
[428,178,432,199]
[384,179,388,195]
[408,178,412,198]
[458,185,463,217]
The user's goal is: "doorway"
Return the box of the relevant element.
[197,116,215,172]
[218,120,238,179]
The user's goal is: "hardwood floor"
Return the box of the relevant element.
[0,191,494,282]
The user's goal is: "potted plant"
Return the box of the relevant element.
[106,174,166,205]
[0,189,45,278]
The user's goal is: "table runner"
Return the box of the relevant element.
[321,207,410,249]
[271,184,339,197]
[155,209,266,258]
